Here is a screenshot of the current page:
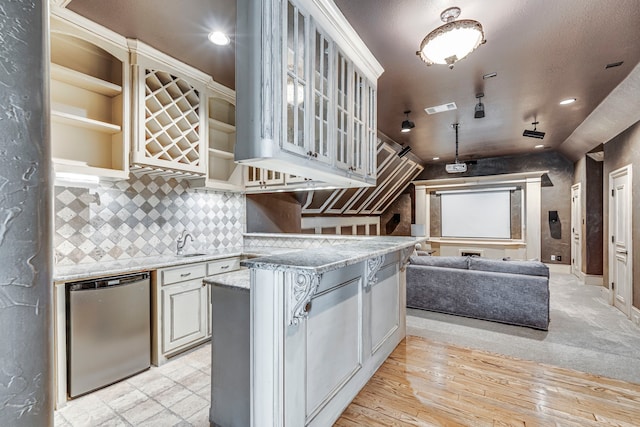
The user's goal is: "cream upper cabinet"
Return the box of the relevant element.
[235,0,383,188]
[49,8,130,181]
[128,40,209,176]
[198,82,244,191]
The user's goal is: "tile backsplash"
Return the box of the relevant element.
[54,173,245,265]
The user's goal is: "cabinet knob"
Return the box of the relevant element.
[180,272,192,277]
[221,265,229,269]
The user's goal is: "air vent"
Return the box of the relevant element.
[425,102,457,115]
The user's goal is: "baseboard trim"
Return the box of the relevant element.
[632,306,640,328]
[577,272,603,286]
[545,263,571,274]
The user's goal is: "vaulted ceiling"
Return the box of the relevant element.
[68,0,640,164]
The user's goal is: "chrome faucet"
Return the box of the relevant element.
[176,231,194,255]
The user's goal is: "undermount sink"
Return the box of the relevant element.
[178,253,206,258]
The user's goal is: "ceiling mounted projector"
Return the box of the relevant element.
[446,123,468,174]
[446,162,467,173]
[523,121,545,139]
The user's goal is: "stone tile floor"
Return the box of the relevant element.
[55,343,212,427]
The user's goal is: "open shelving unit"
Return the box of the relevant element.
[50,12,130,180]
[197,86,243,191]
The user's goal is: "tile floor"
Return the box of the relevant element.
[55,343,212,427]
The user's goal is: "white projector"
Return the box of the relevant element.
[445,162,467,173]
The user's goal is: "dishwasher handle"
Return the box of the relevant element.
[68,272,150,292]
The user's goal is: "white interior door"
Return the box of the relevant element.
[609,165,633,316]
[571,183,582,277]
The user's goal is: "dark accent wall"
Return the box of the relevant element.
[380,192,412,236]
[603,120,640,308]
[417,151,574,264]
[246,193,303,233]
[574,156,604,276]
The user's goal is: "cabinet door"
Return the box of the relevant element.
[310,25,333,164]
[245,167,284,188]
[350,67,366,176]
[366,83,377,178]
[335,50,351,171]
[162,280,207,354]
[282,0,310,157]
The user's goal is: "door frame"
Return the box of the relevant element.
[571,183,582,278]
[608,164,633,316]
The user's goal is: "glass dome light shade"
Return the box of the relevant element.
[416,20,484,68]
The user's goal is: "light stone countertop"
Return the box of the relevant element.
[53,246,295,282]
[241,236,421,275]
[203,268,250,290]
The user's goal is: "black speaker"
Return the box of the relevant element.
[548,210,559,223]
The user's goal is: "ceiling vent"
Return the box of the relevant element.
[425,102,457,115]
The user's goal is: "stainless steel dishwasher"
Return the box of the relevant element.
[67,272,151,398]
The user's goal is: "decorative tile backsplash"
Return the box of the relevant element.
[54,173,245,265]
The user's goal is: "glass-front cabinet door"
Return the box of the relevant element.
[335,49,350,171]
[351,67,366,176]
[282,0,309,156]
[366,82,377,178]
[311,25,332,164]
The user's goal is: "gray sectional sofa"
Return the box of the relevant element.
[406,255,550,330]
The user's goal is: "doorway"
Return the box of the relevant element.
[571,183,582,278]
[608,165,633,317]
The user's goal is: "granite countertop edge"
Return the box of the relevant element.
[203,269,250,290]
[54,237,423,282]
[240,237,420,275]
[53,247,295,282]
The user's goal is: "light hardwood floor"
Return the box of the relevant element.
[336,336,640,426]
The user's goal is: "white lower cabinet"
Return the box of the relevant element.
[162,279,208,354]
[153,257,240,365]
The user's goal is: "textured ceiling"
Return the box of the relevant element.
[68,0,640,164]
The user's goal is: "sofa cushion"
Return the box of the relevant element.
[409,255,469,269]
[468,257,549,278]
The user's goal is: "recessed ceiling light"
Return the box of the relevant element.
[559,98,576,105]
[432,157,440,160]
[208,31,230,46]
[535,144,544,149]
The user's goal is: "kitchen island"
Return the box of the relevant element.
[205,236,419,427]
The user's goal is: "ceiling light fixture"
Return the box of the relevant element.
[474,92,485,119]
[535,144,545,149]
[523,121,545,139]
[432,157,440,161]
[559,98,576,105]
[416,7,485,70]
[208,31,230,46]
[401,110,415,133]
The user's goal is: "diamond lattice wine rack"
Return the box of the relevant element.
[144,70,201,166]
[130,39,208,176]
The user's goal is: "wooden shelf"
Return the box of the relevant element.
[52,110,122,134]
[208,148,234,160]
[51,63,122,96]
[208,118,236,134]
